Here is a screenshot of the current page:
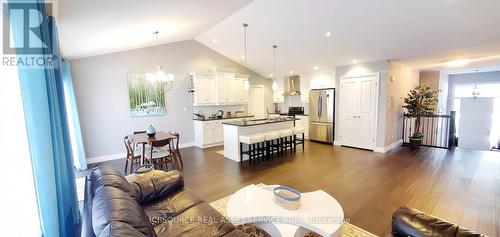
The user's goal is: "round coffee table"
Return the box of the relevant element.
[226,185,344,237]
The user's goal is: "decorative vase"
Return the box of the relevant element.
[146,125,156,137]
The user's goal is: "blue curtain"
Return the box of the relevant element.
[8,0,80,236]
[62,59,88,171]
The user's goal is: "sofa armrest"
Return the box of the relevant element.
[392,206,484,237]
[127,170,184,204]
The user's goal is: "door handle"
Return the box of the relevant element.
[317,96,321,118]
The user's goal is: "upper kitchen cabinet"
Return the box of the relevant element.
[233,74,249,103]
[192,67,249,106]
[192,72,217,106]
[215,67,236,104]
[272,77,284,103]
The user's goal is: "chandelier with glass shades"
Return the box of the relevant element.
[146,31,174,92]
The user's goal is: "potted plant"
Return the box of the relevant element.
[402,84,438,149]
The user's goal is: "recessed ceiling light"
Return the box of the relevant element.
[241,55,245,59]
[212,38,218,43]
[269,73,273,77]
[325,32,332,37]
[352,59,358,64]
[445,59,471,67]
[314,66,318,70]
[289,70,294,74]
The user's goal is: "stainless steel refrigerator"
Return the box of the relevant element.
[309,88,335,143]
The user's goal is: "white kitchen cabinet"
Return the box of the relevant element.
[194,118,247,148]
[192,72,217,106]
[216,69,235,104]
[295,115,309,139]
[273,90,284,103]
[233,74,249,103]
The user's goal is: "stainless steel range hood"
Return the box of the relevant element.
[284,75,301,96]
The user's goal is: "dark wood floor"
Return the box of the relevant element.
[82,142,500,236]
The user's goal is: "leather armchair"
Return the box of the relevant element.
[392,206,485,237]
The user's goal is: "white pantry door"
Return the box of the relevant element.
[248,86,265,119]
[340,75,378,150]
[458,98,494,150]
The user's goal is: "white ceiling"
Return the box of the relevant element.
[59,0,500,75]
[196,0,500,76]
[58,0,254,59]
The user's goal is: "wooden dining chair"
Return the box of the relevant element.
[146,138,178,171]
[169,131,183,169]
[124,136,142,174]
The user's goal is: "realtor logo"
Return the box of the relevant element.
[3,2,53,55]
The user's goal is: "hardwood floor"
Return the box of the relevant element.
[81,141,500,236]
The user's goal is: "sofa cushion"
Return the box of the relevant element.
[128,170,184,204]
[92,186,156,237]
[154,202,238,237]
[90,166,136,199]
[98,221,149,237]
[142,189,204,223]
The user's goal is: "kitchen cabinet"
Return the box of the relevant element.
[192,72,217,106]
[232,74,249,103]
[194,118,246,148]
[215,68,234,104]
[295,115,309,139]
[273,90,284,103]
[192,67,248,106]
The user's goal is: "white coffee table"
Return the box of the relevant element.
[226,185,344,237]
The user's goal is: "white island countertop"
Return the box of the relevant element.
[223,118,297,162]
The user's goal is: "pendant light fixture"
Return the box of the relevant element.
[272,45,278,91]
[242,23,250,90]
[147,31,174,92]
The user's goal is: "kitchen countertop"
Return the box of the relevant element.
[269,113,309,116]
[193,115,254,121]
[222,117,298,127]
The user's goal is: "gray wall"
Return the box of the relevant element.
[447,71,500,113]
[71,39,273,158]
[335,60,389,148]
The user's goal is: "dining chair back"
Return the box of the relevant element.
[123,136,141,174]
[148,138,178,171]
[169,131,183,169]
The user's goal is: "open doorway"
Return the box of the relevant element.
[453,83,500,150]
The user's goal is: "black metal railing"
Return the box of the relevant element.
[402,111,456,149]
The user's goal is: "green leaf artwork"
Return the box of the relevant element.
[127,72,166,117]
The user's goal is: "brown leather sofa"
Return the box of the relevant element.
[81,165,247,237]
[392,206,485,237]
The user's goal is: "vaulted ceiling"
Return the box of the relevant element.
[59,0,500,75]
[58,0,254,59]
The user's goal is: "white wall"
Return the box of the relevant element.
[71,40,272,159]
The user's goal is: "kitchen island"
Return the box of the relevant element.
[222,117,296,162]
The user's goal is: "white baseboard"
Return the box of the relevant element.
[333,141,341,146]
[373,139,403,153]
[86,142,195,164]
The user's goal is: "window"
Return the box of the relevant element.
[0,65,41,236]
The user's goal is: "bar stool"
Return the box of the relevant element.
[264,131,281,159]
[239,133,266,165]
[279,129,294,155]
[292,126,305,152]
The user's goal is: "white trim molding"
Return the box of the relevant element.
[86,142,195,164]
[333,141,341,146]
[373,139,403,153]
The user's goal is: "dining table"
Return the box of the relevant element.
[127,131,174,165]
